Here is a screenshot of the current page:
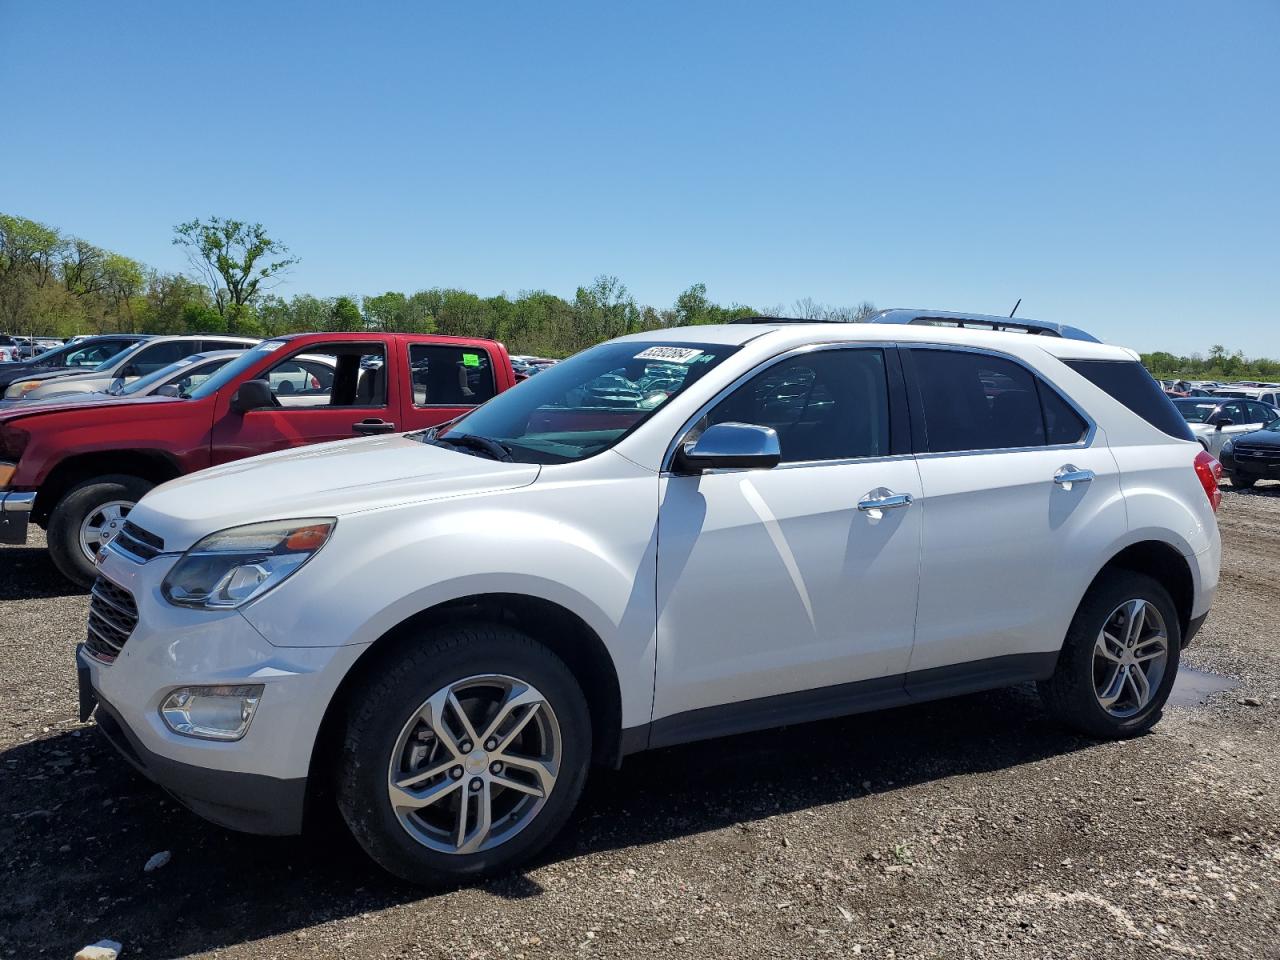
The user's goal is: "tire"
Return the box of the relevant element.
[1038,571,1181,739]
[336,623,592,885]
[47,474,154,588]
[1229,473,1257,489]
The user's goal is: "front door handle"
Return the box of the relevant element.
[1054,465,1095,489]
[353,418,397,436]
[857,491,914,517]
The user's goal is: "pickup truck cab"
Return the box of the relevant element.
[0,332,516,585]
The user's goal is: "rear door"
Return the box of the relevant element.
[902,347,1126,688]
[210,340,393,464]
[400,341,501,430]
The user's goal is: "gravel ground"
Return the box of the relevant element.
[2,485,1278,959]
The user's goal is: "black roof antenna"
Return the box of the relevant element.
[1008,298,1021,318]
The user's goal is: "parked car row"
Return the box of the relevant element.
[63,310,1224,886]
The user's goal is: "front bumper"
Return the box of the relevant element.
[80,649,308,834]
[78,547,372,835]
[1221,448,1280,479]
[0,490,34,544]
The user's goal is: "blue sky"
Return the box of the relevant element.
[2,1,1276,355]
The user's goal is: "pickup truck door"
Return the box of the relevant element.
[397,341,506,431]
[209,340,398,465]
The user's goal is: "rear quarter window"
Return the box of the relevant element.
[1064,360,1194,442]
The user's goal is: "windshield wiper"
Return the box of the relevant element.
[429,433,515,462]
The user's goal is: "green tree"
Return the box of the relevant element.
[330,295,362,330]
[172,217,299,331]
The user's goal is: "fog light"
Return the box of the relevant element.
[160,685,263,741]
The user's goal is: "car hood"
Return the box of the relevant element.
[0,393,180,421]
[1231,427,1280,448]
[129,434,541,551]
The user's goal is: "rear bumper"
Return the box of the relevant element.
[82,647,308,835]
[0,490,34,545]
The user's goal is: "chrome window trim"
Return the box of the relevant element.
[660,341,894,475]
[901,342,1098,456]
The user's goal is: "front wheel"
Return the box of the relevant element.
[336,624,591,885]
[1038,571,1181,739]
[1229,473,1257,489]
[47,475,154,587]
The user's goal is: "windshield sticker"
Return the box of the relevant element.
[462,352,481,367]
[634,346,704,364]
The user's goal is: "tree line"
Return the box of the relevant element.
[1,212,876,357]
[4,212,1272,373]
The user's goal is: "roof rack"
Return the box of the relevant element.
[731,309,1100,343]
[867,309,1100,343]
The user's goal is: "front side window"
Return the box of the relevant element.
[264,345,383,408]
[911,349,1086,453]
[437,340,739,464]
[700,349,890,463]
[410,344,496,406]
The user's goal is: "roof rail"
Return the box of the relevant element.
[867,309,1101,343]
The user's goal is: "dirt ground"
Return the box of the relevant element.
[1,484,1278,959]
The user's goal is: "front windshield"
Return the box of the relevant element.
[1173,400,1219,423]
[187,340,286,399]
[437,340,739,464]
[114,355,201,396]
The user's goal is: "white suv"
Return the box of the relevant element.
[78,313,1222,884]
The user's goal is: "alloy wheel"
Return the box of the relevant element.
[386,674,561,855]
[1092,598,1169,718]
[78,500,134,563]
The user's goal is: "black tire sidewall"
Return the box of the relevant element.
[1054,572,1182,737]
[337,626,592,885]
[47,474,153,587]
[1229,473,1256,489]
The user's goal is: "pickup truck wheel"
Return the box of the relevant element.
[1229,473,1256,489]
[1038,571,1181,739]
[337,623,591,885]
[47,475,154,587]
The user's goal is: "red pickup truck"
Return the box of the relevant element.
[0,332,517,585]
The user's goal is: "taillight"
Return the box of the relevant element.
[1194,449,1222,512]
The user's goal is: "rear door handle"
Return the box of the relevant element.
[1054,465,1095,489]
[353,418,397,436]
[857,491,914,517]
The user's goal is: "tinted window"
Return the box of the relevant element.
[1038,380,1089,445]
[410,344,497,406]
[1245,401,1273,423]
[1065,360,1194,442]
[201,339,254,352]
[702,349,890,463]
[912,350,1046,452]
[127,340,190,375]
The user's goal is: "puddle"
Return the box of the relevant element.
[1168,665,1239,708]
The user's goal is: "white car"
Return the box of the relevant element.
[1171,396,1279,456]
[79,312,1222,884]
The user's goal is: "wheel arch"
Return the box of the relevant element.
[306,592,626,814]
[33,450,183,525]
[1085,539,1195,642]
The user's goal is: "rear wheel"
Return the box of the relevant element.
[1039,571,1181,739]
[337,623,591,885]
[47,475,153,587]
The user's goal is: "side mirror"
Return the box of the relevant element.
[1214,417,1233,430]
[154,384,180,398]
[229,379,277,414]
[675,422,781,472]
[120,364,140,379]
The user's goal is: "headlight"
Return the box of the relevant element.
[161,518,335,609]
[6,380,46,399]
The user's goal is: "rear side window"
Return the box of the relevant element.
[1065,360,1194,441]
[909,350,1085,453]
[409,344,497,406]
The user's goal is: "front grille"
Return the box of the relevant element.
[1233,444,1280,465]
[112,521,164,562]
[86,578,139,663]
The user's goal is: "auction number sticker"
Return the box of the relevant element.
[634,346,704,364]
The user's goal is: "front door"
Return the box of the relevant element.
[654,346,922,733]
[210,341,393,464]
